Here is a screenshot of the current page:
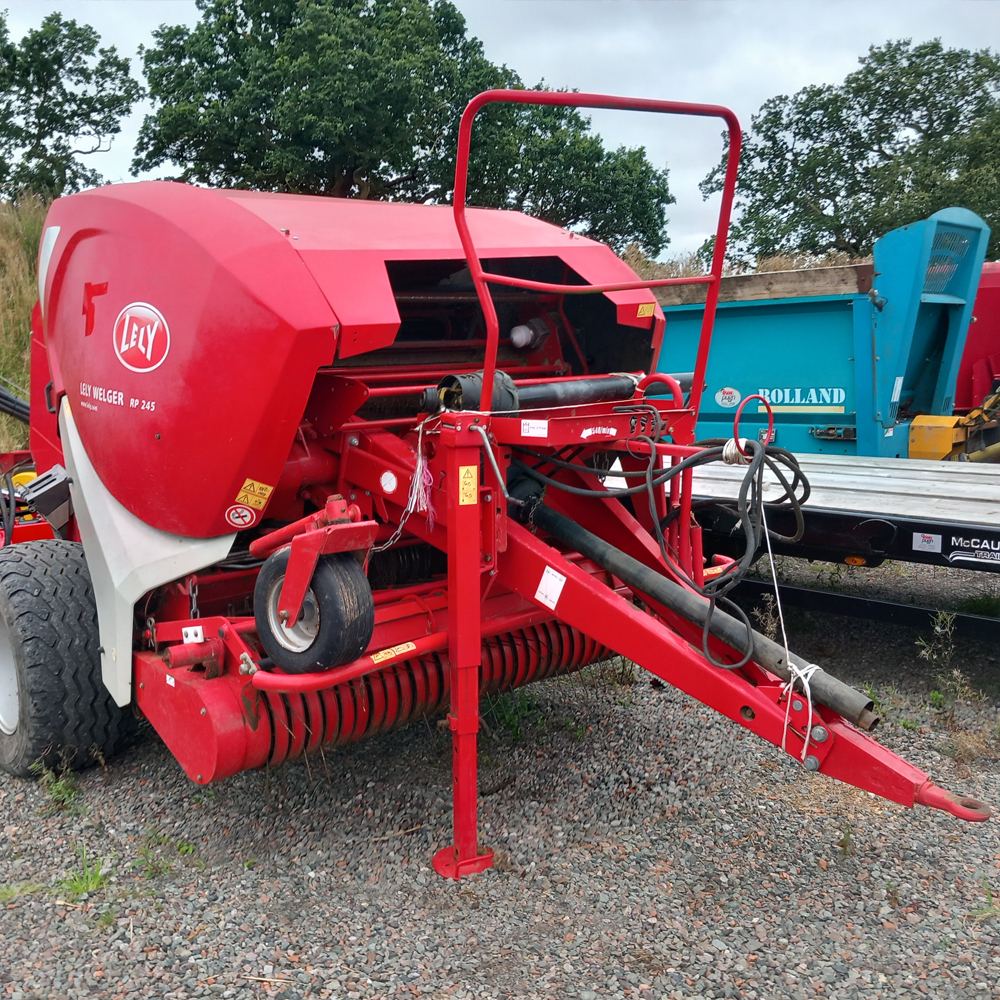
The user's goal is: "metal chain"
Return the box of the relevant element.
[187,575,200,619]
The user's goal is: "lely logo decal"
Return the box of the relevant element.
[113,303,170,372]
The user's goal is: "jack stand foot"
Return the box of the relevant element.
[432,845,494,881]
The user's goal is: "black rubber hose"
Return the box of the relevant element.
[1,472,14,548]
[420,372,638,413]
[0,386,29,424]
[528,502,877,730]
[515,375,638,410]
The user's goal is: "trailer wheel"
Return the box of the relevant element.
[0,539,138,778]
[254,549,374,673]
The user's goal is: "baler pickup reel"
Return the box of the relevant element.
[122,90,990,881]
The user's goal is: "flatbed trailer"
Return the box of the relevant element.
[695,453,1000,571]
[693,453,1000,634]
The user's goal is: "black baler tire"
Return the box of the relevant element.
[0,539,138,778]
[253,549,375,673]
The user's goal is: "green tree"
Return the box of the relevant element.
[703,39,1000,263]
[134,0,673,255]
[0,12,141,198]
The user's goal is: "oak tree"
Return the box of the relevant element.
[0,13,141,198]
[134,0,673,255]
[703,39,1000,262]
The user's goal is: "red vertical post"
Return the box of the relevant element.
[433,422,494,880]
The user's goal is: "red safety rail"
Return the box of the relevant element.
[452,89,742,414]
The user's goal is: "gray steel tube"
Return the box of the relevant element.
[531,503,877,730]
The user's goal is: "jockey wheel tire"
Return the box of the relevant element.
[253,548,374,674]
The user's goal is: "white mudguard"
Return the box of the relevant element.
[59,401,236,706]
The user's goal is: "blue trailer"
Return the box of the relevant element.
[656,207,990,457]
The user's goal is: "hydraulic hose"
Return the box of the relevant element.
[419,371,638,413]
[528,502,877,730]
[0,386,29,424]
[515,375,639,410]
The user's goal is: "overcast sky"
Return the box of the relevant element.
[6,0,999,254]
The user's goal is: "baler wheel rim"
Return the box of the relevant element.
[265,579,321,653]
[0,611,16,735]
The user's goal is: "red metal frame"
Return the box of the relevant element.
[23,90,991,890]
[452,89,741,414]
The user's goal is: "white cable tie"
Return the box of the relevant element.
[722,438,750,465]
[372,414,437,554]
[761,502,816,762]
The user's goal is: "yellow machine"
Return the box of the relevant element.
[909,389,1000,461]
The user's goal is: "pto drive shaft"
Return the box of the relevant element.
[529,503,878,730]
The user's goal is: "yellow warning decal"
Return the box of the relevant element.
[459,464,478,506]
[371,641,417,665]
[235,477,274,511]
[637,302,656,318]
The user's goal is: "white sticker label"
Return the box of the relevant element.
[521,419,549,439]
[891,376,904,403]
[166,674,176,687]
[580,425,618,439]
[884,426,894,437]
[715,386,741,408]
[380,470,398,494]
[534,565,567,611]
[912,532,942,554]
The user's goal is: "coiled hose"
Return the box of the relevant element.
[510,409,809,669]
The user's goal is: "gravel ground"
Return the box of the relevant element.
[755,554,1000,614]
[2,563,1000,1000]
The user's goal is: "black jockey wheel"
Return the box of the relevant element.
[253,548,374,673]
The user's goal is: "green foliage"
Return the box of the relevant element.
[592,655,637,688]
[29,746,79,812]
[58,845,107,898]
[0,12,141,198]
[955,593,1000,618]
[836,822,855,857]
[751,593,779,642]
[969,878,1000,923]
[133,842,172,878]
[134,0,673,255]
[862,682,883,713]
[0,881,43,902]
[703,39,1000,262]
[482,689,542,743]
[133,832,173,878]
[0,194,46,451]
[916,610,957,668]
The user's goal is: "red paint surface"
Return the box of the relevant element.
[957,261,1000,410]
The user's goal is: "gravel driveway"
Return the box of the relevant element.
[2,563,999,1000]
